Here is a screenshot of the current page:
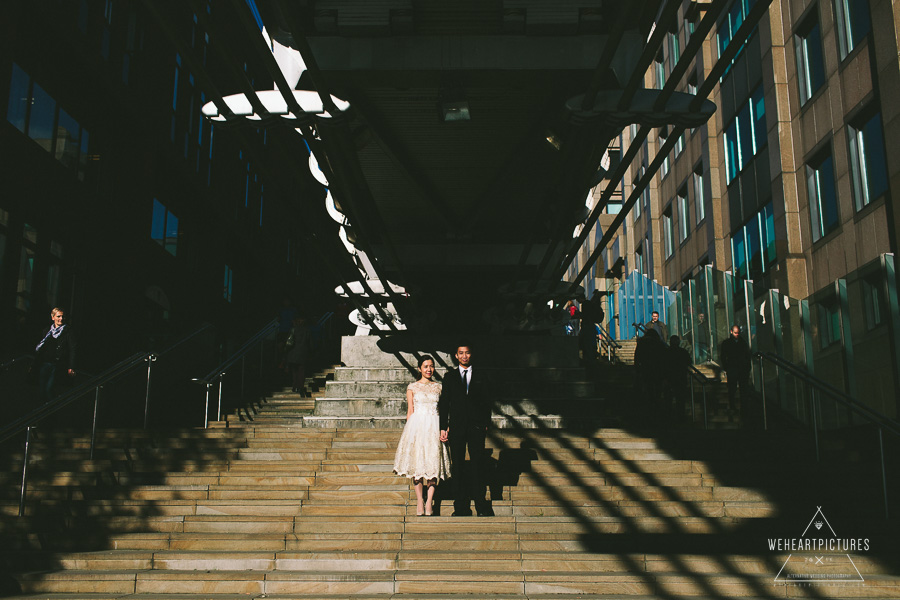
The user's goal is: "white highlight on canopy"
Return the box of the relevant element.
[198,27,404,334]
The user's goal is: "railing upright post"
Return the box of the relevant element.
[878,427,889,520]
[241,356,246,407]
[758,357,766,432]
[690,375,696,422]
[18,426,33,517]
[90,386,101,461]
[204,382,211,428]
[143,354,157,430]
[811,389,820,462]
[702,381,708,430]
[217,374,224,424]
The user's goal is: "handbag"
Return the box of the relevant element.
[284,330,295,349]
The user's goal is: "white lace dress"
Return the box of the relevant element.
[393,381,451,481]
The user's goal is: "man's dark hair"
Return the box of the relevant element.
[455,342,473,353]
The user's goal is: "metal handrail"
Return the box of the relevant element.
[756,351,900,435]
[755,351,898,518]
[594,322,621,363]
[687,363,712,430]
[4,323,216,517]
[1,354,34,374]
[193,318,278,427]
[596,323,621,349]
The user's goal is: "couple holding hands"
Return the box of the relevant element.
[392,344,492,517]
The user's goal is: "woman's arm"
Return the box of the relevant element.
[406,387,414,420]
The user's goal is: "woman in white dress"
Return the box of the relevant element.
[393,356,451,516]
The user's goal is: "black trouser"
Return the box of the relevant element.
[450,424,488,515]
[727,371,750,410]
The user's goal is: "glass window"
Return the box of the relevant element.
[23,223,38,244]
[817,300,841,348]
[663,207,675,258]
[807,149,839,241]
[834,0,871,59]
[737,103,753,169]
[677,186,690,242]
[750,86,766,153]
[658,129,669,177]
[848,110,888,211]
[732,227,748,279]
[693,166,706,223]
[635,244,644,275]
[55,108,81,168]
[223,265,234,302]
[7,63,30,133]
[28,81,57,152]
[655,51,666,89]
[16,246,35,311]
[151,198,178,257]
[725,120,740,183]
[634,165,644,221]
[796,11,826,105]
[762,202,776,266]
[165,213,179,256]
[862,275,883,330]
[78,129,91,181]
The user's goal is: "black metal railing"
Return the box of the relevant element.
[756,351,900,518]
[1,323,213,517]
[687,364,712,430]
[595,322,621,363]
[192,318,279,428]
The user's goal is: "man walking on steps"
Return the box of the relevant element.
[439,343,493,516]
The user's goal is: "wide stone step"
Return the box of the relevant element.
[333,366,590,380]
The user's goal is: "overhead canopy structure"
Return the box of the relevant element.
[209,0,723,333]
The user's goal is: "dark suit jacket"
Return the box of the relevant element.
[36,325,76,370]
[438,366,492,434]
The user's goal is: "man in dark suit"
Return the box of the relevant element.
[439,343,492,516]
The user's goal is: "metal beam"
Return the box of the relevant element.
[551,0,729,285]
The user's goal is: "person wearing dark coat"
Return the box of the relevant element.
[285,316,311,395]
[634,329,666,414]
[34,307,76,403]
[439,343,493,516]
[719,325,751,412]
[664,335,692,422]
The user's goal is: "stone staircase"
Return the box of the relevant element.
[2,335,899,598]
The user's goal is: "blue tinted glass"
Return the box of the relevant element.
[751,87,766,152]
[763,203,776,265]
[28,81,57,151]
[151,199,166,242]
[850,0,871,47]
[725,121,739,182]
[806,22,826,94]
[863,112,888,201]
[6,63,30,133]
[732,229,747,279]
[818,155,839,236]
[56,108,80,167]
[738,103,753,166]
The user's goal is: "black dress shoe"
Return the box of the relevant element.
[451,511,472,517]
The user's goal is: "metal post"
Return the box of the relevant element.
[878,427,889,520]
[89,387,102,460]
[18,426,33,517]
[702,382,708,430]
[217,374,224,424]
[689,375,696,422]
[143,354,157,430]
[759,357,766,432]
[241,356,246,407]
[204,382,211,428]
[811,389,820,462]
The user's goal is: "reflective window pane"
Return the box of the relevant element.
[28,81,57,152]
[6,63,30,133]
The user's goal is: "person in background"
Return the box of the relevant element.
[719,325,752,418]
[644,311,668,344]
[664,334,692,423]
[285,315,311,395]
[34,307,76,403]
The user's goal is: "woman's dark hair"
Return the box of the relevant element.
[417,355,435,368]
